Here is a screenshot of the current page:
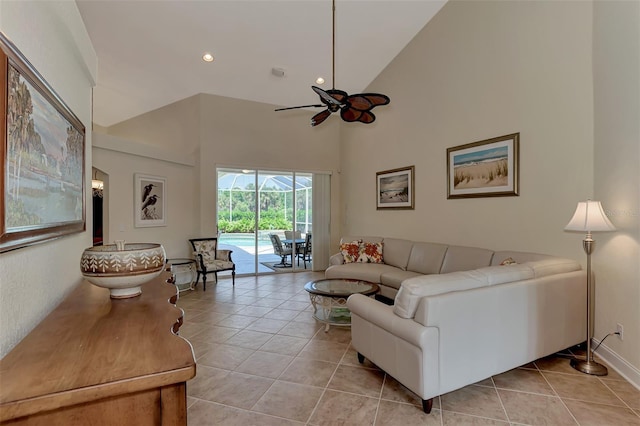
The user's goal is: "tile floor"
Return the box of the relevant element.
[178,272,640,425]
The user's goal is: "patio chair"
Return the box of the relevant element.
[269,234,292,268]
[297,233,312,268]
[284,230,302,241]
[189,237,235,291]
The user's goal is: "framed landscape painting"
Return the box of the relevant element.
[376,166,415,210]
[447,133,519,199]
[134,173,166,227]
[1,33,86,253]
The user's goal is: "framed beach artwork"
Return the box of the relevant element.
[447,133,519,199]
[376,166,415,210]
[1,33,86,253]
[134,173,166,227]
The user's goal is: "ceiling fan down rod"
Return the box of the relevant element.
[332,0,335,89]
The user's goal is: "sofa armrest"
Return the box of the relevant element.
[347,294,432,348]
[329,253,344,265]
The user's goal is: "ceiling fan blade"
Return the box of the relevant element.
[347,93,390,111]
[275,104,324,111]
[326,88,349,104]
[310,109,332,127]
[340,107,376,124]
[312,86,343,106]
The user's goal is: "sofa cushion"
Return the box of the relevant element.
[393,264,535,319]
[381,238,413,270]
[490,250,554,266]
[325,262,396,284]
[473,264,534,285]
[406,242,449,274]
[525,258,581,278]
[439,245,494,274]
[380,270,424,290]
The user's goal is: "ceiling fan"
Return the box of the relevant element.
[275,0,390,127]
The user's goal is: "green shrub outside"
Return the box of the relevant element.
[218,188,311,233]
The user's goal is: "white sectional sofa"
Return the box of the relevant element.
[326,236,586,413]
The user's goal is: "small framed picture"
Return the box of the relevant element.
[447,133,519,199]
[134,174,166,227]
[376,166,415,210]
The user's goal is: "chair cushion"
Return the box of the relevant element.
[203,259,234,271]
[193,240,216,253]
[194,250,215,264]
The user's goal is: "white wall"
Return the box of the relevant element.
[0,0,96,357]
[341,0,593,260]
[592,0,640,377]
[92,133,199,259]
[100,93,343,258]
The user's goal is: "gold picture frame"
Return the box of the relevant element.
[447,133,519,199]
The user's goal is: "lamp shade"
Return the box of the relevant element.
[565,200,616,232]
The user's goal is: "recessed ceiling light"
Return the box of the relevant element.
[316,77,325,84]
[202,53,214,62]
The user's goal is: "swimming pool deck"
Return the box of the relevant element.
[218,243,311,276]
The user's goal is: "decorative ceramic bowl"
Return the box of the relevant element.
[80,242,166,299]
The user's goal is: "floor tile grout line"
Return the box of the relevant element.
[597,375,638,412]
[491,376,513,424]
[559,394,637,409]
[371,364,387,426]
[303,339,352,424]
[538,368,581,425]
[439,408,513,424]
[243,316,327,422]
[191,396,306,424]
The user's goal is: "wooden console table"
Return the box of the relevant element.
[0,272,196,425]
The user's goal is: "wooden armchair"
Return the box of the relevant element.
[189,237,235,290]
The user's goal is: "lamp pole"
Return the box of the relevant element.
[570,232,607,375]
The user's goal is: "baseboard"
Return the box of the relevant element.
[593,337,640,390]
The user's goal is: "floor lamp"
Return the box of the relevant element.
[564,200,616,376]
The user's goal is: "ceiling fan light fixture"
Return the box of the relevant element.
[315,77,325,85]
[202,53,214,62]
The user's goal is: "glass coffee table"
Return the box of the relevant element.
[304,278,380,332]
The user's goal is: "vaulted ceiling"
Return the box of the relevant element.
[77,0,446,127]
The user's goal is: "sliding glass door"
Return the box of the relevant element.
[217,168,315,275]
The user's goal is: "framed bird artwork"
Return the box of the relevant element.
[134,173,167,227]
